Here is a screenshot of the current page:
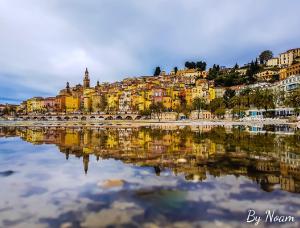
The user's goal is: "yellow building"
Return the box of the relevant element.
[91,93,102,113]
[83,88,95,113]
[131,90,152,112]
[185,88,193,107]
[191,86,203,100]
[209,87,216,101]
[163,96,172,109]
[64,129,81,146]
[107,92,119,111]
[25,129,44,144]
[170,89,180,100]
[107,133,118,148]
[26,97,44,113]
[172,99,181,110]
[173,68,207,78]
[137,93,146,111]
[65,96,81,113]
[279,62,300,80]
[255,70,278,81]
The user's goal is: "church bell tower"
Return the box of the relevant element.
[83,67,90,89]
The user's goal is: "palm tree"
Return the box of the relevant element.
[285,88,300,116]
[253,89,275,117]
[150,102,165,121]
[192,97,206,119]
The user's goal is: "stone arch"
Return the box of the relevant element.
[56,116,62,121]
[135,115,142,120]
[90,116,96,119]
[125,116,133,120]
[81,116,87,121]
[99,116,104,119]
[72,116,78,120]
[105,116,113,120]
[115,115,123,120]
[64,116,70,120]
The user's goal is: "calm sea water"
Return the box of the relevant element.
[0,125,299,228]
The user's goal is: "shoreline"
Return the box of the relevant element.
[0,118,296,127]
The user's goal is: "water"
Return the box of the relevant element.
[0,125,299,227]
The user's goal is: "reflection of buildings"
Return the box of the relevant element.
[0,126,299,193]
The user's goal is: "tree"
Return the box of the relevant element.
[154,66,161,76]
[261,89,275,115]
[208,98,226,118]
[177,93,191,117]
[192,97,207,119]
[253,89,275,116]
[286,88,300,115]
[207,64,220,80]
[191,62,196,69]
[2,106,16,116]
[259,50,273,64]
[240,88,252,108]
[246,60,260,84]
[139,108,152,118]
[150,102,165,121]
[231,95,247,118]
[174,67,178,75]
[223,89,236,108]
[185,61,196,69]
[196,61,207,71]
[269,74,280,83]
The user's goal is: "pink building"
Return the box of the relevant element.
[152,88,165,103]
[43,97,58,112]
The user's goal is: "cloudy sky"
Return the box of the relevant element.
[0,0,299,103]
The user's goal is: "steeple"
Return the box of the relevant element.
[66,82,70,92]
[83,67,90,89]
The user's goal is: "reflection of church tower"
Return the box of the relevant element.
[83,68,90,89]
[65,149,69,160]
[83,154,89,174]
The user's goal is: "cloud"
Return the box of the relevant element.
[0,0,299,103]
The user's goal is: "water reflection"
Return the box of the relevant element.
[1,125,300,193]
[0,125,300,227]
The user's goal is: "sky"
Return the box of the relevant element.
[0,0,299,104]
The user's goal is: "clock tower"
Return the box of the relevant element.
[83,67,90,89]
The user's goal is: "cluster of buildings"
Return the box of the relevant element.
[258,48,300,81]
[16,67,216,115]
[1,48,300,118]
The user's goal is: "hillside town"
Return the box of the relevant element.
[1,48,300,121]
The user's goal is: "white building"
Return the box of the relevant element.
[266,57,279,67]
[280,74,300,92]
[279,48,300,67]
